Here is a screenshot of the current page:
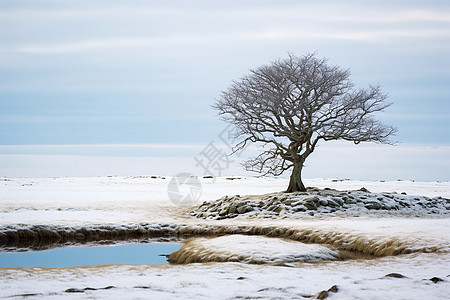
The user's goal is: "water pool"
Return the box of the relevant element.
[0,242,183,268]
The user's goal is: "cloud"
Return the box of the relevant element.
[1,2,449,55]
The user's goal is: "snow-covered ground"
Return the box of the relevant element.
[0,176,449,299]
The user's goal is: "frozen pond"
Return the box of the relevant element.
[0,242,183,268]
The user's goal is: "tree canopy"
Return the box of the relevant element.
[214,53,397,192]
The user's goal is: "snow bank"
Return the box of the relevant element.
[2,222,448,257]
[1,253,449,299]
[168,235,341,264]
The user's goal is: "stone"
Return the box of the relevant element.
[364,202,381,210]
[326,199,340,208]
[236,201,247,208]
[345,198,357,204]
[429,277,444,283]
[328,285,339,293]
[236,276,246,280]
[237,205,249,214]
[274,206,284,213]
[75,233,85,240]
[318,199,329,206]
[282,199,295,206]
[317,290,329,299]
[359,187,370,193]
[265,198,278,207]
[304,201,317,210]
[330,197,343,205]
[65,288,84,293]
[293,206,306,212]
[228,206,237,214]
[304,196,320,203]
[384,273,407,278]
[218,208,229,216]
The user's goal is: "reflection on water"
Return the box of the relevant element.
[0,242,183,268]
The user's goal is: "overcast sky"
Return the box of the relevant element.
[0,0,449,180]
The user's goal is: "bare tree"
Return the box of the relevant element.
[213,53,397,192]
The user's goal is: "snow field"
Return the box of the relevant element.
[0,176,449,299]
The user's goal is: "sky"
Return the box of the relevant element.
[0,0,449,181]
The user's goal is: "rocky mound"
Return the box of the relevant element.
[190,187,450,219]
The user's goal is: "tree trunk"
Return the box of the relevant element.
[286,161,306,192]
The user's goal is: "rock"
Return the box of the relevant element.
[282,199,295,206]
[266,198,279,207]
[237,205,249,214]
[359,187,370,193]
[384,273,408,278]
[236,201,247,208]
[304,201,317,210]
[398,201,410,208]
[65,288,84,293]
[345,198,357,204]
[218,208,229,216]
[328,285,339,293]
[274,206,284,213]
[332,197,344,206]
[319,199,329,206]
[326,199,340,208]
[304,196,320,203]
[364,202,381,210]
[203,175,213,179]
[228,206,237,214]
[75,233,85,240]
[293,206,306,212]
[429,277,444,283]
[317,290,329,299]
[236,276,246,280]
